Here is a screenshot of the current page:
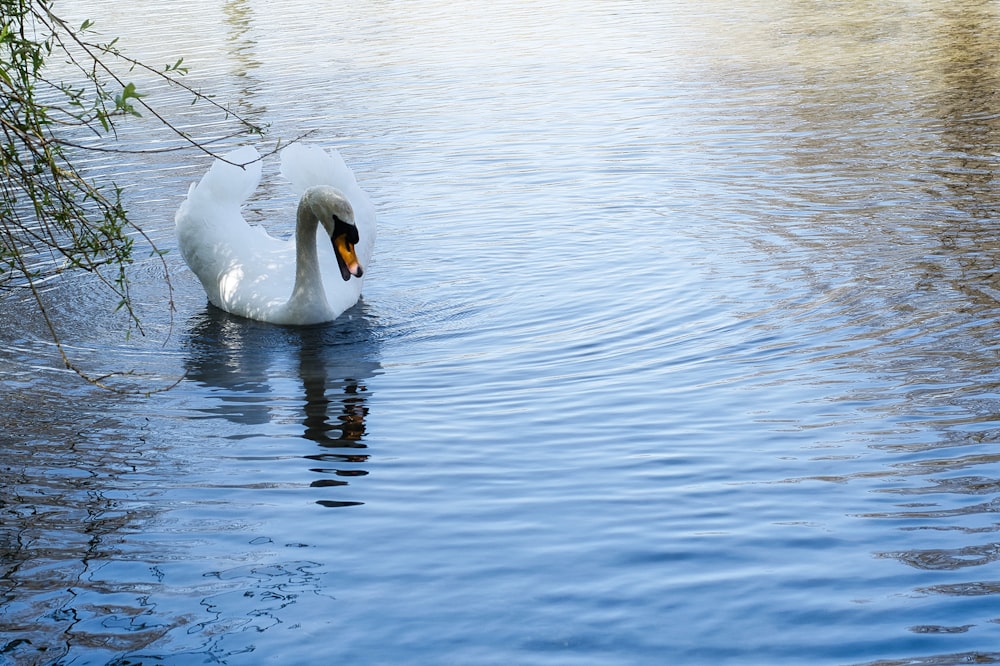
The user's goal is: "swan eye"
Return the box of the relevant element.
[332,215,360,244]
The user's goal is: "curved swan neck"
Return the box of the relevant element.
[288,200,329,313]
[295,199,320,261]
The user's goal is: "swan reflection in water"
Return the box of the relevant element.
[182,302,381,507]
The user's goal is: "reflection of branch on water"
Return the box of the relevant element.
[0,397,170,662]
[878,540,1000,571]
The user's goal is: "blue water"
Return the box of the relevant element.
[4,1,1000,663]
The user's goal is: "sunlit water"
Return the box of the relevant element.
[4,1,1000,663]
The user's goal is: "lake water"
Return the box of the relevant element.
[4,1,1000,663]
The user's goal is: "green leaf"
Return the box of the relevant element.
[114,82,145,117]
[165,57,188,75]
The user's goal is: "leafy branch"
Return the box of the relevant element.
[0,0,264,392]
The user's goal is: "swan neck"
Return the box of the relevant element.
[295,200,320,257]
[289,200,327,309]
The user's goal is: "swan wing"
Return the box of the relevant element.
[279,143,376,267]
[177,146,295,312]
[279,142,358,194]
[186,145,262,211]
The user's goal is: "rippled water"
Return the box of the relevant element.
[4,1,1000,663]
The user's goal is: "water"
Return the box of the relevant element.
[3,1,1000,663]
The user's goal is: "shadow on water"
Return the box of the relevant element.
[183,301,382,507]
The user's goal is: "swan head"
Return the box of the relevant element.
[303,185,364,281]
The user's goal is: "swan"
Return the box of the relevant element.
[175,143,375,325]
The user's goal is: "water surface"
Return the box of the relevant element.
[4,1,1000,664]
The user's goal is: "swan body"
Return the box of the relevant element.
[175,144,375,325]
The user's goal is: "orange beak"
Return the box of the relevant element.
[334,233,364,280]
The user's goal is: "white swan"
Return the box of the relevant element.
[175,144,376,325]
